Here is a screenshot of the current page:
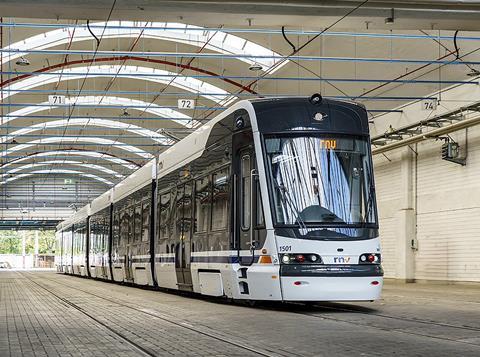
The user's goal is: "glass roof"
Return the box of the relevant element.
[0,118,172,145]
[4,65,236,106]
[0,161,124,179]
[0,150,138,170]
[3,21,287,72]
[2,96,197,128]
[0,170,114,186]
[0,137,153,159]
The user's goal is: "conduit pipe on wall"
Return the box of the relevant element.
[372,114,480,155]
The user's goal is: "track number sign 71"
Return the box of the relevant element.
[48,95,66,105]
[178,99,195,109]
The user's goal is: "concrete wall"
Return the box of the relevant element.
[0,254,55,269]
[374,126,480,283]
[0,254,34,268]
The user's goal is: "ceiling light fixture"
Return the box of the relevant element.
[385,8,395,25]
[249,63,263,71]
[16,57,30,66]
[467,68,480,77]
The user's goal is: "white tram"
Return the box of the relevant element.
[56,95,383,302]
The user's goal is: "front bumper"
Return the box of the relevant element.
[280,264,383,301]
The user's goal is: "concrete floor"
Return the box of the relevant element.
[1,270,479,357]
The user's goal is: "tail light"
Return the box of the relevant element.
[281,253,322,264]
[359,253,381,264]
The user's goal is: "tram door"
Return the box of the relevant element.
[174,183,193,290]
[233,131,263,265]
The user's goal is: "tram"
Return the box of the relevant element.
[56,95,383,301]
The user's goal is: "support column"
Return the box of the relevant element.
[34,231,39,268]
[396,147,416,282]
[22,231,26,269]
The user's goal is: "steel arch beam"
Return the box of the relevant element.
[0,160,125,180]
[0,56,257,94]
[0,149,140,171]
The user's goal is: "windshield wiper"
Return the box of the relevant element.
[273,181,307,230]
[363,170,376,227]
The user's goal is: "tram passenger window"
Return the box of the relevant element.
[142,202,150,242]
[183,182,193,237]
[120,210,128,244]
[212,167,230,231]
[241,155,251,230]
[175,185,185,238]
[128,208,134,243]
[168,188,177,241]
[194,177,210,233]
[156,191,161,243]
[255,181,265,228]
[113,213,120,247]
[159,192,170,241]
[134,204,142,242]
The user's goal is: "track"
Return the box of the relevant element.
[18,271,157,357]
[21,271,480,353]
[309,302,480,332]
[18,271,285,357]
[285,302,480,347]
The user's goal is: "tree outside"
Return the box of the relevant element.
[0,230,56,254]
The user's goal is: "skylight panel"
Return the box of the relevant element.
[0,150,138,170]
[2,65,234,109]
[0,161,124,179]
[0,170,114,186]
[0,137,153,159]
[2,96,196,128]
[2,21,288,73]
[0,118,171,145]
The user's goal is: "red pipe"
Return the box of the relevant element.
[0,55,258,94]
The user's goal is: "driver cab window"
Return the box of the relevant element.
[241,154,251,230]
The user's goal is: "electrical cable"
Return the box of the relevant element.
[202,0,370,121]
[281,26,296,52]
[87,20,100,48]
[453,30,460,59]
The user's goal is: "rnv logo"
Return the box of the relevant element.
[333,256,350,263]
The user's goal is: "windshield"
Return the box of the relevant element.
[265,135,377,228]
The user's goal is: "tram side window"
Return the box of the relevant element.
[120,210,129,245]
[212,167,230,231]
[175,185,185,239]
[194,176,210,233]
[159,191,170,242]
[156,191,161,243]
[168,188,177,243]
[113,212,120,246]
[128,208,134,243]
[241,154,251,230]
[134,204,142,243]
[183,182,193,237]
[142,201,150,242]
[255,181,265,228]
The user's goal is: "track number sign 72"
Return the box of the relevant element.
[178,99,195,109]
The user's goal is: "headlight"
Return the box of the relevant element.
[359,253,381,264]
[280,253,322,264]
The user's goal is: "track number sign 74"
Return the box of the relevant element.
[421,99,437,111]
[178,99,195,109]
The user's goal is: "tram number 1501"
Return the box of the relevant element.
[279,245,292,252]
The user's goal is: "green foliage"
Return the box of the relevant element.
[0,231,22,254]
[0,230,56,254]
